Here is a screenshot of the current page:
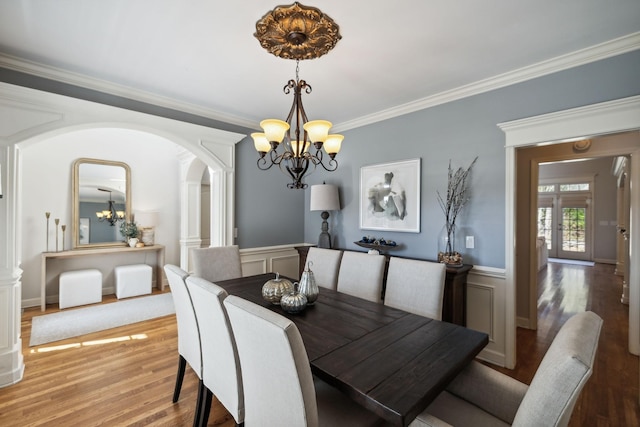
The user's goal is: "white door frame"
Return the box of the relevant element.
[500,95,640,368]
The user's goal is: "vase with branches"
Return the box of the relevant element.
[436,157,477,265]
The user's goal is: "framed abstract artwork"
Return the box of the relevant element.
[359,158,421,233]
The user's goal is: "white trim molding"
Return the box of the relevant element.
[499,96,640,369]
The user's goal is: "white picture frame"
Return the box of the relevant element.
[360,158,421,233]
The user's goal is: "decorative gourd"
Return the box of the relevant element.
[262,273,294,305]
[280,282,308,314]
[298,261,319,305]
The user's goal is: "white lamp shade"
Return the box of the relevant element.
[323,134,344,154]
[135,211,159,227]
[303,120,332,143]
[260,119,289,143]
[290,140,310,157]
[251,133,271,152]
[310,184,340,211]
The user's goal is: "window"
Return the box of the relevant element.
[559,183,589,192]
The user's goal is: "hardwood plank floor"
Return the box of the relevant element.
[490,261,640,426]
[1,262,637,426]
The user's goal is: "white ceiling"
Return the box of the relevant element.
[1,1,639,131]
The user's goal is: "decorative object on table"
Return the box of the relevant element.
[436,157,478,266]
[262,273,294,305]
[95,189,125,226]
[54,218,60,252]
[310,183,340,248]
[280,282,308,314]
[45,212,50,252]
[360,158,421,233]
[61,224,66,251]
[135,211,158,246]
[251,2,344,189]
[355,236,400,255]
[298,261,319,305]
[119,221,139,246]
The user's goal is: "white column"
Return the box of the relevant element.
[0,145,24,388]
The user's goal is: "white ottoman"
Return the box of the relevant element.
[115,264,152,299]
[59,269,103,309]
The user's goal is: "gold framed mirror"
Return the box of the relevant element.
[72,158,131,249]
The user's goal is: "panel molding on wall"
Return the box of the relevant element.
[240,245,300,280]
[467,266,507,367]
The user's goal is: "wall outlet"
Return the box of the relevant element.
[465,235,475,249]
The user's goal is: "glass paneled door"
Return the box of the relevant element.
[537,194,592,260]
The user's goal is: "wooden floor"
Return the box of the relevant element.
[0,262,637,426]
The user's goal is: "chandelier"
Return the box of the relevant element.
[95,189,125,226]
[252,2,343,189]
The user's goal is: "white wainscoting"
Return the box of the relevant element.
[239,245,300,280]
[466,266,507,367]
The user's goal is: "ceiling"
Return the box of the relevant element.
[1,1,639,132]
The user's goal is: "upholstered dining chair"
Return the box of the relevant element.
[384,257,446,320]
[409,311,603,427]
[190,245,243,282]
[305,247,343,290]
[163,264,202,424]
[185,276,244,427]
[223,295,389,427]
[336,251,386,303]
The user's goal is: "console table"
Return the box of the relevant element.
[40,244,165,311]
[295,246,472,326]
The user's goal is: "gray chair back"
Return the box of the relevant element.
[336,251,386,303]
[185,276,244,424]
[224,295,318,426]
[190,245,242,282]
[384,257,446,320]
[512,311,603,426]
[305,247,343,290]
[164,264,201,378]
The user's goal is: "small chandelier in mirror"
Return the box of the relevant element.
[252,2,343,189]
[95,189,125,226]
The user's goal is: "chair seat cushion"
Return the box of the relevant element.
[412,391,510,427]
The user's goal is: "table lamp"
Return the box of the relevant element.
[310,183,340,248]
[134,211,159,246]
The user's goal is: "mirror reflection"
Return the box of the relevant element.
[72,158,131,248]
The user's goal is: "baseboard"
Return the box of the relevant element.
[594,258,616,265]
[477,348,506,368]
[517,316,532,329]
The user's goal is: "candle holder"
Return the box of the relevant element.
[45,212,51,252]
[55,218,60,252]
[61,225,66,251]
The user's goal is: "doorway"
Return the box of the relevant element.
[537,173,596,261]
[501,95,640,369]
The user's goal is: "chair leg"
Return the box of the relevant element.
[193,380,207,427]
[173,355,187,403]
[198,387,213,427]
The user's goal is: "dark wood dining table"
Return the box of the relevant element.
[216,273,489,427]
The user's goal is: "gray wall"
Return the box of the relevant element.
[3,50,640,268]
[288,50,639,268]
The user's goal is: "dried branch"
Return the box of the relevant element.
[436,157,478,253]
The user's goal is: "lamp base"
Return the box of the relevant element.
[317,211,332,248]
[318,231,332,249]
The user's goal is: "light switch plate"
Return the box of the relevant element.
[465,236,474,249]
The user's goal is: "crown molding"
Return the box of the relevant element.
[333,32,640,132]
[0,54,257,130]
[1,32,638,134]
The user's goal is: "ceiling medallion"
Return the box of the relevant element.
[254,2,342,60]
